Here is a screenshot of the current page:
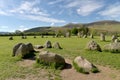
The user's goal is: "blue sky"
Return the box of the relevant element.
[0,0,120,32]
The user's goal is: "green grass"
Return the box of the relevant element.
[0,36,120,79]
[36,58,65,70]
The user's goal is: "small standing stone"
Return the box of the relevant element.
[100,33,105,41]
[86,40,102,52]
[111,35,117,42]
[66,32,71,38]
[83,34,87,38]
[73,56,99,74]
[41,34,44,38]
[90,34,94,39]
[44,40,52,48]
[77,32,81,38]
[34,36,36,38]
[9,36,13,40]
[52,42,62,49]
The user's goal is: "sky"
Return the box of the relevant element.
[0,0,120,32]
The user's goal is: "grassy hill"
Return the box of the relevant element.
[24,27,51,33]
[23,20,120,33]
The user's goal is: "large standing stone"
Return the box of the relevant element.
[38,51,65,69]
[12,43,23,56]
[15,44,29,57]
[111,35,117,42]
[100,33,105,41]
[103,42,120,53]
[12,43,35,58]
[110,42,120,53]
[44,40,52,48]
[25,43,34,52]
[103,44,111,52]
[52,42,62,49]
[86,40,102,52]
[73,56,99,74]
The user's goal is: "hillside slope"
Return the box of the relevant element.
[24,20,120,33]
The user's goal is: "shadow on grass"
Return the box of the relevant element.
[63,62,72,70]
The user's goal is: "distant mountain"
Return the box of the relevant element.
[24,27,51,33]
[23,20,120,33]
[0,32,10,34]
[63,23,83,28]
[86,20,120,27]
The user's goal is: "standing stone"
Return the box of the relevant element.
[44,40,52,48]
[24,36,27,39]
[25,43,34,52]
[41,34,44,38]
[73,56,99,74]
[15,44,29,57]
[66,32,70,38]
[34,36,36,38]
[100,33,105,41]
[83,34,87,38]
[12,43,23,56]
[21,36,24,39]
[86,40,102,52]
[114,39,119,43]
[9,36,13,40]
[38,51,65,69]
[55,34,59,38]
[77,32,81,38]
[52,42,62,49]
[12,43,35,58]
[90,34,94,39]
[111,35,117,42]
[21,36,27,39]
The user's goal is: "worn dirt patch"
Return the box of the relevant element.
[7,53,120,80]
[61,59,120,80]
[18,59,35,67]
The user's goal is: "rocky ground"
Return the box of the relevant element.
[6,58,120,80]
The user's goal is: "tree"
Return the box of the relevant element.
[71,27,78,35]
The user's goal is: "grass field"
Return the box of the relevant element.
[0,36,120,80]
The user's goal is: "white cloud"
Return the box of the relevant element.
[0,26,8,29]
[65,0,80,8]
[99,3,120,18]
[50,22,55,26]
[48,0,63,5]
[9,1,49,16]
[24,15,65,23]
[18,25,28,31]
[77,3,103,16]
[0,9,8,15]
[65,0,104,16]
[0,26,9,32]
[0,0,65,23]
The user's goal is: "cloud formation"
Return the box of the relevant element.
[65,0,104,16]
[99,2,120,18]
[24,15,65,23]
[0,0,66,23]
